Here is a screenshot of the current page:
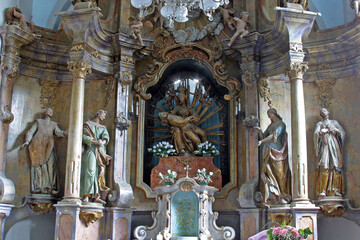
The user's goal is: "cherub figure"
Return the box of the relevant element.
[5,7,35,33]
[351,0,360,16]
[227,12,249,47]
[153,0,164,29]
[219,4,237,30]
[129,15,153,46]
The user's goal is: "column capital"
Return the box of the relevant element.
[287,61,308,79]
[67,60,92,79]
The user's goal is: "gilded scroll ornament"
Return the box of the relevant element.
[0,106,14,124]
[258,77,272,107]
[2,64,19,80]
[39,79,60,109]
[67,60,92,79]
[79,211,104,227]
[268,213,293,226]
[314,79,335,108]
[121,55,135,64]
[28,201,55,214]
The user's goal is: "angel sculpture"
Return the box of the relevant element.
[153,0,164,29]
[219,4,237,30]
[5,7,35,33]
[129,15,153,46]
[228,12,250,47]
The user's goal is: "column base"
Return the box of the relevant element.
[291,198,316,208]
[237,208,263,240]
[0,204,13,240]
[54,202,105,240]
[103,207,133,240]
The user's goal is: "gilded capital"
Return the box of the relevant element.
[287,62,308,79]
[67,60,92,79]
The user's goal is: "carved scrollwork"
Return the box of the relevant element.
[242,115,259,129]
[213,61,241,100]
[315,78,335,108]
[67,60,92,79]
[121,55,135,64]
[2,64,19,81]
[242,54,253,63]
[287,61,308,79]
[290,42,304,53]
[115,112,131,134]
[39,79,60,109]
[133,60,164,100]
[79,211,103,227]
[268,213,293,226]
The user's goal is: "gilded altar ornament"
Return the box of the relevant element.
[39,79,60,109]
[315,79,335,108]
[79,211,104,227]
[81,110,111,204]
[258,77,273,108]
[22,108,68,195]
[227,12,250,47]
[314,108,345,197]
[28,201,55,214]
[129,15,153,46]
[115,112,131,133]
[319,204,345,216]
[0,106,14,124]
[256,108,291,205]
[268,213,293,226]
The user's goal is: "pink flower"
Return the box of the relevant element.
[292,229,300,238]
[272,227,281,235]
[279,229,288,236]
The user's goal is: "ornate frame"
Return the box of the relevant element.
[134,40,240,199]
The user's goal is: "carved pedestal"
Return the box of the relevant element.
[27,194,59,214]
[134,178,235,240]
[150,156,222,189]
[315,197,346,216]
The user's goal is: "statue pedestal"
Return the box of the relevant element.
[150,156,222,189]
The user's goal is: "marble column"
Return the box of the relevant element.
[62,59,91,202]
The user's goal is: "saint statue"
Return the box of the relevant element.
[22,108,68,195]
[158,85,207,154]
[81,110,111,204]
[256,108,291,204]
[314,108,345,197]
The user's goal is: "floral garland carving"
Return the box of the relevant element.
[314,78,335,108]
[40,79,60,109]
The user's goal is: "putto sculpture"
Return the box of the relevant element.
[227,12,250,47]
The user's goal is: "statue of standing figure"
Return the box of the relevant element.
[256,108,291,204]
[81,110,111,204]
[22,108,68,195]
[314,108,345,197]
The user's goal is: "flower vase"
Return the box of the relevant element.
[203,153,211,157]
[199,182,208,186]
[164,182,173,186]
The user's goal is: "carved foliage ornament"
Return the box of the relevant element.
[67,60,92,79]
[104,76,115,107]
[79,211,104,227]
[39,79,60,109]
[287,62,308,79]
[179,181,194,192]
[319,204,345,216]
[314,78,335,108]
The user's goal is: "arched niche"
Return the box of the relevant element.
[135,46,240,199]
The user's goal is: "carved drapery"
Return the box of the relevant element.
[314,78,335,108]
[134,36,240,101]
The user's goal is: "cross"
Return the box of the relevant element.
[184,164,191,178]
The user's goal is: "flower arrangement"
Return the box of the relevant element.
[148,141,176,157]
[159,169,178,184]
[267,224,313,240]
[193,168,213,184]
[194,141,220,156]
